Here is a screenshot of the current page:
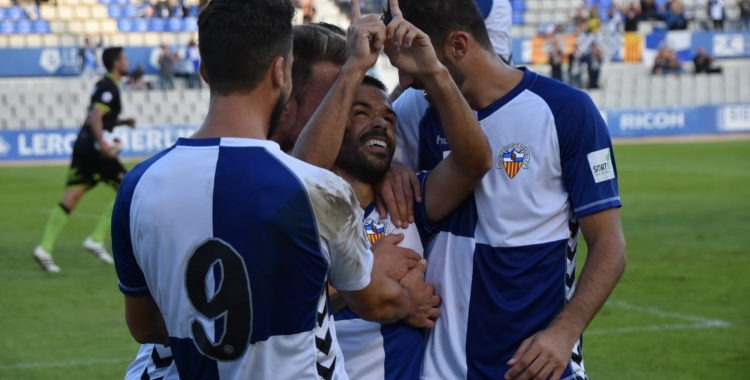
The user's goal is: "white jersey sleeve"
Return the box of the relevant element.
[393,88,430,172]
[303,169,374,291]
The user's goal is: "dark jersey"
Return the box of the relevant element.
[82,74,122,135]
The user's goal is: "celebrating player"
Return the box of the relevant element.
[112,1,435,379]
[291,1,492,378]
[378,0,628,379]
[32,47,135,273]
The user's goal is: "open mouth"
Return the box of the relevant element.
[362,137,389,154]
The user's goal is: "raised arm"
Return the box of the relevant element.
[292,1,385,168]
[383,0,492,225]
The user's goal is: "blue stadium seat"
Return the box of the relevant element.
[188,6,200,18]
[0,8,6,20]
[512,0,527,11]
[167,17,182,31]
[183,17,197,32]
[1,19,15,34]
[134,18,148,32]
[172,6,184,18]
[118,18,132,32]
[34,19,50,34]
[512,11,524,25]
[100,0,111,4]
[108,4,122,18]
[124,4,137,18]
[150,17,164,32]
[114,0,129,5]
[16,19,31,34]
[7,6,24,21]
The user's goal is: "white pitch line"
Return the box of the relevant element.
[605,300,731,326]
[586,322,728,336]
[0,357,131,370]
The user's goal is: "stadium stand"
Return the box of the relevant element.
[0,0,748,131]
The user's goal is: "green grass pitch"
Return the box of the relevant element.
[0,140,748,379]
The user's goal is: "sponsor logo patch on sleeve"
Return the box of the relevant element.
[587,148,615,183]
[101,91,113,103]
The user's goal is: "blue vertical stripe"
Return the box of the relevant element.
[212,145,329,342]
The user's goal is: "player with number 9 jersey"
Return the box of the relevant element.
[112,138,373,379]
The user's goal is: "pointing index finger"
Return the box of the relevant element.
[351,0,361,21]
[389,0,403,17]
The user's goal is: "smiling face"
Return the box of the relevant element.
[333,83,397,185]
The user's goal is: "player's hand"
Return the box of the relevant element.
[383,0,443,79]
[371,233,421,281]
[346,0,386,74]
[122,118,136,129]
[399,259,441,329]
[375,161,421,229]
[504,326,577,380]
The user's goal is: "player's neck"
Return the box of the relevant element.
[107,71,122,84]
[461,53,524,111]
[193,93,272,140]
[331,168,375,211]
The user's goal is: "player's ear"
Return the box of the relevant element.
[199,63,209,85]
[446,31,470,61]
[270,56,286,90]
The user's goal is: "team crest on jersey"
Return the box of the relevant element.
[363,218,390,244]
[498,143,530,179]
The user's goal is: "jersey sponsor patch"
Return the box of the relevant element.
[363,218,390,244]
[101,91,113,103]
[498,143,530,179]
[587,148,616,183]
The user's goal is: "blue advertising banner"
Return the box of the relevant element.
[0,46,182,77]
[601,104,750,138]
[0,125,198,162]
[1,106,749,163]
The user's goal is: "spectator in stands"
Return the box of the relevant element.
[693,46,723,74]
[739,0,750,30]
[641,0,657,19]
[302,0,316,24]
[624,2,642,31]
[666,0,688,29]
[652,47,670,74]
[653,47,684,76]
[79,37,100,81]
[605,4,624,33]
[708,0,725,29]
[549,43,564,82]
[158,44,177,90]
[587,42,604,88]
[128,64,147,90]
[185,39,202,89]
[572,7,587,28]
[588,5,602,34]
[568,43,585,89]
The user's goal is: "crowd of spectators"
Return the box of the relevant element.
[548,39,606,89]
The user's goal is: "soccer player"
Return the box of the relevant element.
[112,1,436,379]
[292,1,492,378]
[33,47,135,273]
[124,23,350,380]
[378,1,628,379]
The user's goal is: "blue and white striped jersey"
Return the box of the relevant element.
[113,137,374,380]
[125,344,177,380]
[334,203,425,380]
[394,69,621,380]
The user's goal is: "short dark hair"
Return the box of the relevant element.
[198,0,294,95]
[102,47,123,72]
[314,22,346,36]
[361,75,388,94]
[383,0,493,52]
[291,24,348,95]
